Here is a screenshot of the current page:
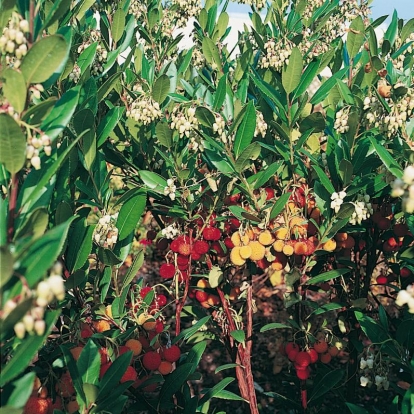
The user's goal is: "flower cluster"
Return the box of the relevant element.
[254,111,267,137]
[391,166,414,213]
[192,47,206,69]
[393,32,414,70]
[69,64,81,83]
[164,178,177,201]
[213,113,228,143]
[349,193,373,225]
[359,352,389,391]
[161,223,180,239]
[93,213,119,248]
[77,30,108,76]
[9,263,65,339]
[395,284,414,313]
[260,39,292,71]
[170,106,198,138]
[236,0,266,10]
[334,107,350,134]
[171,0,201,27]
[26,133,52,170]
[126,94,162,125]
[330,191,347,213]
[0,13,29,68]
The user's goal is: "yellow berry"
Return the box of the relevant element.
[230,247,246,266]
[248,241,266,261]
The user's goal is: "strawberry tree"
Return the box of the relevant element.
[0,0,414,413]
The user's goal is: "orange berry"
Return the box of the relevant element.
[70,346,83,361]
[66,398,79,414]
[289,217,308,236]
[258,230,274,246]
[328,346,339,357]
[56,371,75,398]
[207,294,220,307]
[248,240,266,261]
[322,239,336,252]
[158,360,173,375]
[294,241,308,256]
[196,279,210,288]
[230,247,246,266]
[334,232,348,242]
[120,366,138,383]
[228,286,241,301]
[340,235,355,249]
[273,239,285,252]
[282,243,294,256]
[319,352,332,364]
[93,320,111,332]
[238,244,252,259]
[275,227,288,240]
[125,338,143,356]
[105,304,113,318]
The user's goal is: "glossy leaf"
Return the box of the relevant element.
[20,35,68,84]
[235,142,261,173]
[152,74,170,104]
[282,47,303,94]
[155,121,172,148]
[0,114,26,174]
[260,323,292,332]
[233,101,256,158]
[78,340,101,385]
[2,69,27,113]
[198,377,235,405]
[111,8,126,43]
[269,193,291,220]
[306,268,351,285]
[116,189,146,240]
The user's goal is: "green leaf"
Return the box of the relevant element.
[230,330,245,343]
[152,74,170,104]
[121,249,144,292]
[310,67,348,105]
[214,363,241,374]
[2,69,27,113]
[0,0,15,29]
[306,268,351,285]
[97,72,122,103]
[139,171,167,192]
[312,164,335,193]
[299,112,325,133]
[78,340,101,385]
[282,47,303,94]
[41,86,80,141]
[20,35,68,84]
[99,351,132,396]
[384,10,398,47]
[0,247,13,289]
[233,101,256,158]
[66,220,95,272]
[17,217,76,288]
[213,75,227,111]
[0,114,26,174]
[0,311,60,387]
[6,371,35,408]
[173,318,211,344]
[354,311,390,345]
[339,159,353,186]
[202,37,221,68]
[199,377,235,406]
[61,346,86,403]
[269,192,291,220]
[235,142,261,173]
[155,121,172,148]
[260,323,291,332]
[213,389,247,402]
[195,106,215,128]
[41,0,72,32]
[370,137,403,179]
[293,60,320,99]
[400,18,414,43]
[208,266,223,289]
[308,370,344,402]
[111,8,126,43]
[97,248,122,266]
[347,16,365,59]
[159,363,196,408]
[116,189,146,240]
[97,107,125,147]
[13,207,48,241]
[346,403,370,414]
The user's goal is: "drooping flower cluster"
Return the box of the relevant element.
[393,32,414,70]
[330,191,347,213]
[93,213,119,248]
[254,111,267,137]
[77,30,108,77]
[161,223,180,239]
[213,113,227,143]
[334,107,350,134]
[349,193,373,225]
[359,351,390,391]
[236,0,266,10]
[0,12,29,68]
[260,39,293,71]
[126,94,162,125]
[164,178,177,201]
[170,106,198,138]
[26,133,52,170]
[171,0,201,27]
[391,166,414,213]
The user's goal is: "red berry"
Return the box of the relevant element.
[155,319,164,333]
[295,351,311,367]
[177,255,189,266]
[307,348,318,364]
[195,290,209,302]
[401,267,412,278]
[285,342,300,355]
[265,187,275,200]
[140,286,152,298]
[100,362,112,379]
[223,237,234,249]
[210,241,225,256]
[23,396,50,414]
[296,367,310,380]
[142,351,161,371]
[156,294,167,307]
[319,352,332,364]
[99,347,109,364]
[203,226,221,241]
[377,217,391,230]
[288,349,299,362]
[159,263,176,279]
[376,275,388,285]
[117,345,131,356]
[163,345,181,362]
[313,341,328,354]
[120,366,138,383]
[193,240,210,255]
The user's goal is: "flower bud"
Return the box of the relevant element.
[14,321,26,339]
[23,314,35,332]
[48,275,65,300]
[34,319,46,336]
[30,156,41,170]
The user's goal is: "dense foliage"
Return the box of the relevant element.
[0,0,414,413]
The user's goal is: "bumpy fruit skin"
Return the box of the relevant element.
[295,351,311,367]
[239,245,252,259]
[400,267,412,278]
[159,263,176,279]
[125,339,143,356]
[203,226,221,241]
[158,360,173,375]
[328,346,339,357]
[319,352,332,364]
[56,371,75,398]
[93,320,111,332]
[49,395,63,412]
[66,399,80,414]
[376,275,388,285]
[296,367,310,380]
[288,349,299,362]
[285,342,299,354]
[193,240,209,255]
[195,290,209,302]
[142,351,162,371]
[258,230,274,246]
[313,340,329,354]
[120,366,138,383]
[230,246,246,266]
[163,345,181,362]
[248,241,266,261]
[322,239,337,252]
[307,348,319,364]
[23,396,50,414]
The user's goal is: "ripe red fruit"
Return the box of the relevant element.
[56,371,75,398]
[296,367,310,380]
[99,347,109,364]
[23,396,50,414]
[195,290,209,302]
[265,187,275,200]
[203,226,221,241]
[288,349,299,362]
[295,351,311,367]
[159,263,176,279]
[156,294,167,307]
[49,395,63,412]
[210,241,225,257]
[223,237,234,249]
[177,254,189,266]
[285,342,300,355]
[307,348,319,364]
[394,222,408,237]
[163,345,181,362]
[320,352,332,364]
[117,345,131,356]
[401,267,412,278]
[313,340,328,354]
[193,240,209,255]
[142,351,162,371]
[140,286,152,298]
[177,240,192,256]
[376,275,388,285]
[377,217,391,230]
[120,366,138,383]
[155,319,164,333]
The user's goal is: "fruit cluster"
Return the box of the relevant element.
[281,339,340,380]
